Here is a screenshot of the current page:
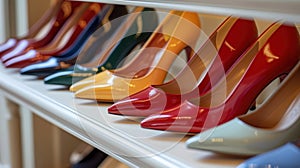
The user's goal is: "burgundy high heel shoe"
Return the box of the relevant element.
[141,22,300,133]
[3,3,104,68]
[108,17,258,117]
[0,0,64,53]
[0,1,83,61]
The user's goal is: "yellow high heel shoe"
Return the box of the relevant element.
[70,11,201,102]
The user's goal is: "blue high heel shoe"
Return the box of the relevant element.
[19,5,129,78]
[237,140,300,168]
[43,7,158,84]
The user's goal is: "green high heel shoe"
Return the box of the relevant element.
[44,7,158,86]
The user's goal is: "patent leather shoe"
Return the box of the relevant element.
[44,7,158,85]
[0,0,64,54]
[186,61,300,154]
[237,140,300,167]
[108,17,258,116]
[141,22,300,133]
[0,1,83,60]
[72,11,201,102]
[4,3,106,69]
[19,5,128,77]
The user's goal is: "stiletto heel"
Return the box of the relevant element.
[71,11,201,102]
[43,7,158,84]
[187,61,300,155]
[108,17,258,116]
[141,22,300,133]
[0,1,83,60]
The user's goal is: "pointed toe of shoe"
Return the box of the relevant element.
[108,87,173,117]
[108,99,154,116]
[107,92,153,116]
[75,84,118,102]
[140,101,204,133]
[141,114,175,131]
[44,71,74,85]
[69,77,95,92]
[107,104,121,114]
[141,113,199,133]
[75,86,99,100]
[70,70,114,92]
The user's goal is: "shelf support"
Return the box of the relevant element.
[20,106,35,168]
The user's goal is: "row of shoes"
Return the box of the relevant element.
[1,0,300,167]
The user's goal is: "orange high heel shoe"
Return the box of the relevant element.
[71,11,201,102]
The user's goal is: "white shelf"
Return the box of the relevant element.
[76,0,300,22]
[0,65,246,167]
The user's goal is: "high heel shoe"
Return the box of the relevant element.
[0,0,64,53]
[3,2,99,68]
[0,1,83,60]
[186,61,300,155]
[71,11,201,102]
[108,17,258,117]
[16,5,128,76]
[237,140,300,167]
[141,22,300,133]
[21,7,157,79]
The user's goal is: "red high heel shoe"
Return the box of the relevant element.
[0,1,83,61]
[0,0,64,53]
[141,22,300,133]
[108,17,258,116]
[3,3,105,68]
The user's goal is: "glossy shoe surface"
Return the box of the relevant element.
[141,22,300,133]
[186,61,300,154]
[0,39,18,54]
[0,0,64,55]
[108,17,258,116]
[237,141,300,167]
[18,4,123,76]
[5,3,104,69]
[0,1,84,60]
[45,7,158,86]
[72,11,202,102]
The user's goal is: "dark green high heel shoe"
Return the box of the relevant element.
[44,7,158,86]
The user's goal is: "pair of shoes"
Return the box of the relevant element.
[237,140,300,167]
[3,3,113,69]
[186,61,300,155]
[108,16,258,117]
[139,22,300,133]
[18,5,130,78]
[0,1,84,60]
[0,0,65,53]
[41,7,158,81]
[70,11,202,102]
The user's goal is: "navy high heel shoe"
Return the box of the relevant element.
[43,7,158,85]
[19,5,129,78]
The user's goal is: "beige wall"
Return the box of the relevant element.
[27,0,51,27]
